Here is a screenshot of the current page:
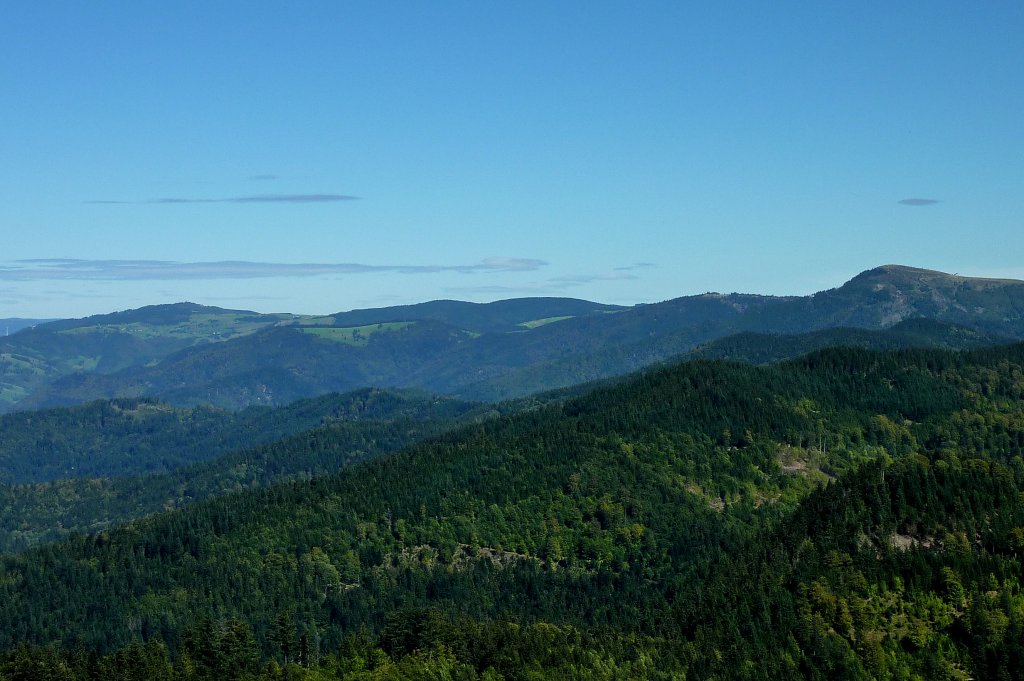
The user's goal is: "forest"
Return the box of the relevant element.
[3,344,1024,678]
[0,389,486,552]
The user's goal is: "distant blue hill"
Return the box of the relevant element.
[0,318,59,336]
[5,265,1024,411]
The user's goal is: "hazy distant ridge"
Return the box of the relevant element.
[5,265,1024,411]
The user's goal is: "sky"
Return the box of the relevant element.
[2,2,1022,319]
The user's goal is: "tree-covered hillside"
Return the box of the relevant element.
[458,317,1012,401]
[0,298,618,413]
[0,303,291,411]
[0,389,475,484]
[5,344,1024,678]
[0,389,483,552]
[687,317,1009,365]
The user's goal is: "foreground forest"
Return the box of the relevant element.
[4,343,1024,679]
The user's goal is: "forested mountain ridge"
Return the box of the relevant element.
[0,318,56,335]
[5,343,1024,678]
[0,389,486,552]
[460,316,1012,400]
[0,388,474,484]
[323,297,625,334]
[0,302,291,411]
[11,265,1024,412]
[686,317,1010,365]
[0,298,618,412]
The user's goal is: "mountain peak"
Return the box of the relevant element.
[870,264,945,276]
[846,265,1024,290]
[805,265,1024,330]
[36,302,256,332]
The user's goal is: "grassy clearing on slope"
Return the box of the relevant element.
[287,316,337,326]
[0,383,28,403]
[0,353,45,375]
[517,316,574,329]
[57,313,282,342]
[64,355,100,372]
[301,322,415,346]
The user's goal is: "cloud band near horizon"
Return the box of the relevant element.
[0,257,548,281]
[85,194,358,204]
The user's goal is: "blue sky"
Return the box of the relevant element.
[2,2,1022,318]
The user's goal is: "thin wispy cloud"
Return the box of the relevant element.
[351,293,407,307]
[203,295,291,303]
[614,262,656,271]
[548,272,639,285]
[85,194,358,204]
[0,286,48,305]
[0,258,547,282]
[445,284,554,296]
[445,267,644,297]
[40,289,120,300]
[898,198,940,206]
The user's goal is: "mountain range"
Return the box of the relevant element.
[4,264,1024,678]
[3,264,1024,413]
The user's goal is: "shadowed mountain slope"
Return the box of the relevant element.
[0,388,485,552]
